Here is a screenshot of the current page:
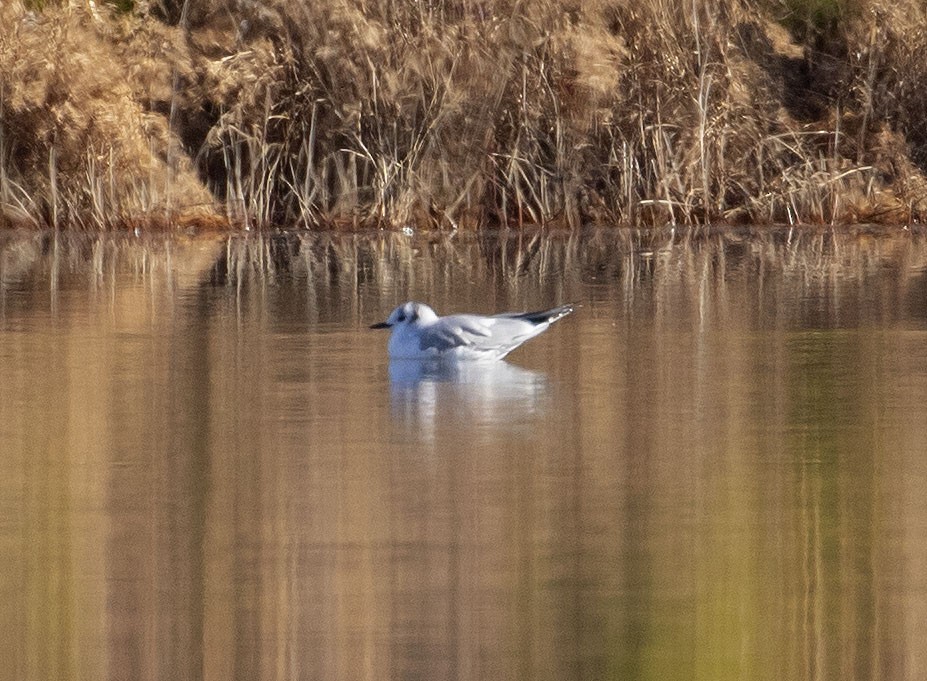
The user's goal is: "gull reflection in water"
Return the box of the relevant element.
[388,359,549,441]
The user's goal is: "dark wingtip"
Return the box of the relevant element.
[510,303,575,325]
[548,304,575,323]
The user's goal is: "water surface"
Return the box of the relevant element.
[1,226,927,681]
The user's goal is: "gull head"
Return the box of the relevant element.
[370,301,439,329]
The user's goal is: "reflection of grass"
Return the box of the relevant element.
[785,329,880,681]
[2,226,925,681]
[4,226,925,316]
[2,1,927,229]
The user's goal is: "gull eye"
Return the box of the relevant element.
[396,312,406,322]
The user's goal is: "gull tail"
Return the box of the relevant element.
[501,304,575,326]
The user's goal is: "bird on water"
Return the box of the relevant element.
[370,301,574,361]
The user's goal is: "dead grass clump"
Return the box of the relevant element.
[3,0,927,229]
[196,0,906,228]
[0,1,215,229]
[192,0,514,229]
[839,0,927,216]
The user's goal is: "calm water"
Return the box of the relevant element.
[1,226,927,681]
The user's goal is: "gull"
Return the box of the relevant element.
[370,301,574,360]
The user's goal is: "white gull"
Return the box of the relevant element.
[370,301,574,361]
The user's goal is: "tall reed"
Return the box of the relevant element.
[1,0,926,229]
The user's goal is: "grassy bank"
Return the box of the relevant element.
[2,0,927,230]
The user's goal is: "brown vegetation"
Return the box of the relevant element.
[2,0,927,230]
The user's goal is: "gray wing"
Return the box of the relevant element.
[417,315,494,352]
[493,304,574,325]
[419,314,540,353]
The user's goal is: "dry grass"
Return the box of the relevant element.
[2,0,927,230]
[0,2,215,228]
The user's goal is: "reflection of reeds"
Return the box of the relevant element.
[3,1,927,228]
[4,227,926,327]
[4,226,927,680]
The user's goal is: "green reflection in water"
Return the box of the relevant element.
[1,227,926,681]
[788,330,879,681]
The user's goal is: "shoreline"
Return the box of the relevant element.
[3,0,927,231]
